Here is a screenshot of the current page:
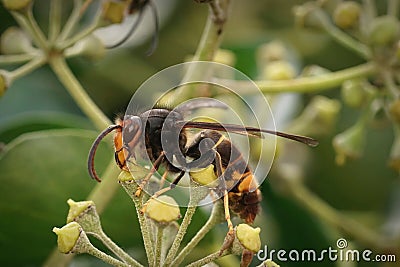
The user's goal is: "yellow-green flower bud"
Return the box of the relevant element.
[257,41,287,63]
[0,27,34,55]
[262,60,296,80]
[333,1,361,29]
[53,222,82,253]
[70,35,106,61]
[368,15,400,46]
[341,79,366,108]
[190,165,218,187]
[66,199,94,223]
[236,224,261,253]
[145,195,181,224]
[389,99,400,124]
[214,49,236,66]
[101,1,129,25]
[2,0,32,12]
[301,65,330,77]
[262,259,281,267]
[293,3,328,30]
[118,170,136,183]
[289,96,341,136]
[333,122,366,165]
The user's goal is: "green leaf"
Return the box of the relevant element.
[0,111,91,142]
[0,129,139,266]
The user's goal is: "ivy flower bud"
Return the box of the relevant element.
[0,27,35,55]
[101,1,129,25]
[333,1,361,29]
[293,3,328,30]
[214,49,236,66]
[333,122,366,165]
[261,259,281,267]
[190,165,218,187]
[52,222,82,253]
[235,224,261,253]
[262,60,296,80]
[257,41,287,63]
[145,195,181,224]
[289,96,341,136]
[69,35,106,61]
[368,15,400,46]
[66,199,94,223]
[1,0,32,12]
[341,79,367,108]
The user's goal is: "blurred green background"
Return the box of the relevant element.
[0,1,399,266]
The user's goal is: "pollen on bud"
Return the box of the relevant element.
[236,224,261,253]
[333,122,366,165]
[101,1,129,25]
[190,165,218,187]
[66,199,94,223]
[0,27,34,55]
[333,1,361,29]
[53,222,82,254]
[1,0,32,12]
[145,195,181,224]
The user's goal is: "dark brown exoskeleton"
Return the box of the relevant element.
[88,99,318,251]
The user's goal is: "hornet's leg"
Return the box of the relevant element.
[135,151,165,197]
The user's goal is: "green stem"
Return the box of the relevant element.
[120,181,155,267]
[95,229,143,267]
[186,250,229,267]
[0,53,37,66]
[171,0,230,105]
[382,68,400,99]
[215,62,376,95]
[363,0,377,19]
[164,181,209,267]
[323,23,371,59]
[49,0,62,44]
[86,243,130,267]
[58,0,84,42]
[8,55,46,82]
[388,0,399,17]
[11,10,48,50]
[171,201,223,266]
[60,9,102,50]
[154,226,164,266]
[163,205,198,266]
[48,55,111,130]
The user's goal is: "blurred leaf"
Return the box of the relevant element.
[0,112,91,143]
[0,129,139,266]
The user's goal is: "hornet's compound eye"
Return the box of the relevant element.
[122,116,143,145]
